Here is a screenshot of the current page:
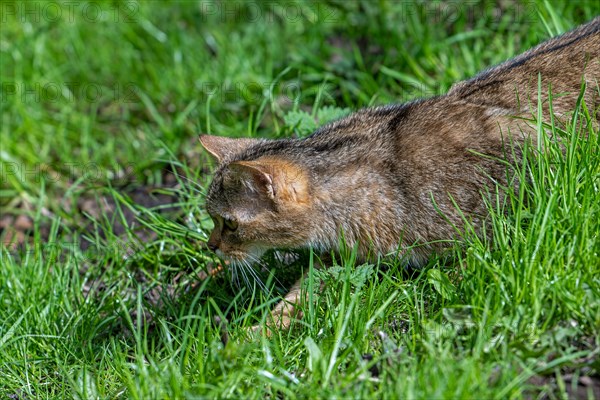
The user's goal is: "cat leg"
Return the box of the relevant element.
[252,255,328,335]
[270,277,305,329]
[252,276,305,335]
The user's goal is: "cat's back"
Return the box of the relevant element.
[274,104,415,168]
[234,18,599,187]
[449,17,600,112]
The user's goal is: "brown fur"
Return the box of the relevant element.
[200,19,599,329]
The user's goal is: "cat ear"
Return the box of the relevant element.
[199,135,260,162]
[229,161,276,199]
[229,159,309,204]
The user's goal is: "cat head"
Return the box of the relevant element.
[199,135,314,263]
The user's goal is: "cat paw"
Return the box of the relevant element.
[247,314,296,338]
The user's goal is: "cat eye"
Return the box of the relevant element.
[223,218,238,231]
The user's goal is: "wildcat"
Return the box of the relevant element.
[199,18,599,330]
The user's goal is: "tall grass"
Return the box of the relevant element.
[1,1,598,398]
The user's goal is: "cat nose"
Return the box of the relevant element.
[207,241,218,252]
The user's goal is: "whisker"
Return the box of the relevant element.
[239,262,251,289]
[230,261,241,288]
[244,260,267,293]
[244,261,263,292]
[248,252,285,289]
[244,255,265,280]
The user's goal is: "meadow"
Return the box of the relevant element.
[1,1,599,398]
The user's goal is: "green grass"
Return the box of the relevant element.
[1,1,599,398]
